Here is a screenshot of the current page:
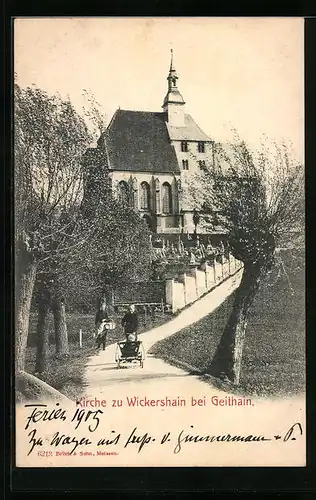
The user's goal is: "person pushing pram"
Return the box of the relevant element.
[115,304,145,368]
[121,304,139,342]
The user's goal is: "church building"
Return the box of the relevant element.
[86,51,215,235]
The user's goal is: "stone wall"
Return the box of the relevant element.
[165,254,242,312]
[111,255,242,314]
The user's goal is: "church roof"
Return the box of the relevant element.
[101,109,180,174]
[100,109,212,174]
[166,114,212,142]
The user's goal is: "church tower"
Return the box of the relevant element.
[162,50,185,127]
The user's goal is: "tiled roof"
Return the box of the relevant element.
[100,110,180,174]
[162,88,185,107]
[166,114,212,142]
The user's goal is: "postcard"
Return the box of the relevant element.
[14,17,305,467]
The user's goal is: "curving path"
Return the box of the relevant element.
[83,270,243,398]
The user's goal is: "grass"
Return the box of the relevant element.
[150,249,305,397]
[25,309,171,400]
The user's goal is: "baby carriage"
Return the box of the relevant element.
[115,336,145,369]
[95,319,116,346]
[102,319,116,331]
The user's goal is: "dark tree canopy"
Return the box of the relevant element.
[47,194,152,312]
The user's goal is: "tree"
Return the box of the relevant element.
[78,131,152,304]
[15,83,93,372]
[34,276,51,373]
[76,195,152,305]
[37,193,152,315]
[193,137,304,385]
[82,89,107,141]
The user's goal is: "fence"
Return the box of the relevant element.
[111,280,166,311]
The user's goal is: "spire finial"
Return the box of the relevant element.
[170,47,174,71]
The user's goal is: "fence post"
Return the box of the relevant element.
[193,268,198,297]
[161,298,164,316]
[165,278,173,312]
[79,329,82,348]
[204,265,208,290]
[183,273,187,305]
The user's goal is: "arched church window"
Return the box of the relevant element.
[155,178,161,213]
[140,182,150,210]
[162,182,172,214]
[132,177,138,210]
[117,181,129,205]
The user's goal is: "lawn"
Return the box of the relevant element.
[150,249,305,397]
[25,308,170,400]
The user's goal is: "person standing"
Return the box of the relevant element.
[95,301,110,350]
[121,304,139,342]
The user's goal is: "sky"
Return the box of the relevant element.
[14,17,304,160]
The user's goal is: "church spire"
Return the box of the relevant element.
[162,49,185,126]
[167,49,179,91]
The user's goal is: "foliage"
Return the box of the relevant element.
[78,195,152,300]
[192,136,304,270]
[82,89,107,142]
[14,83,93,267]
[31,171,152,313]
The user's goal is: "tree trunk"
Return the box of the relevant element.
[35,293,50,374]
[209,263,261,385]
[15,252,37,373]
[52,298,69,357]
